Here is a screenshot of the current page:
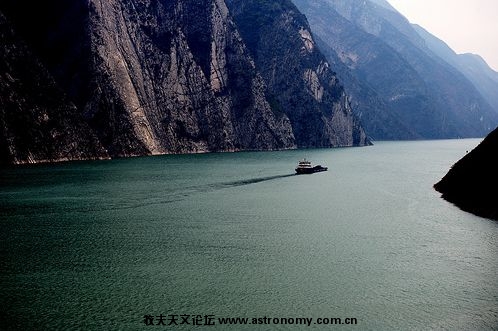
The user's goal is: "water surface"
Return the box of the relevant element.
[1,140,497,330]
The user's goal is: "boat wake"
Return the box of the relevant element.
[214,173,296,188]
[38,173,298,214]
[134,174,296,209]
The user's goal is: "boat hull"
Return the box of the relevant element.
[295,165,328,174]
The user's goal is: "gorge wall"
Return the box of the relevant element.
[0,0,370,164]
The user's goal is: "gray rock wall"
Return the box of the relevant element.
[84,0,298,155]
[0,0,370,164]
[227,0,370,147]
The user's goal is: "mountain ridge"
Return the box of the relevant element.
[292,0,498,140]
[412,24,498,116]
[0,0,370,165]
[226,0,370,147]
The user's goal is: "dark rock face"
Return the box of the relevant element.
[0,12,108,164]
[293,0,498,140]
[434,127,498,221]
[0,0,370,164]
[2,0,297,157]
[226,0,370,147]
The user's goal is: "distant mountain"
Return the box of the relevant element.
[315,34,418,140]
[434,126,498,221]
[0,0,369,165]
[293,0,498,140]
[368,0,396,12]
[226,0,369,147]
[413,24,498,116]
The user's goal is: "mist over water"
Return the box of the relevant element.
[1,140,497,330]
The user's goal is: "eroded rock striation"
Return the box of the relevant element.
[0,0,370,164]
[226,0,370,147]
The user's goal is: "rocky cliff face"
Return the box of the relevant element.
[293,0,498,140]
[226,0,370,147]
[0,12,108,164]
[0,0,369,164]
[434,126,498,221]
[84,0,299,156]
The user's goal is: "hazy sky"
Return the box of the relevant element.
[386,0,498,71]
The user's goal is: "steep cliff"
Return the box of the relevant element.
[89,0,303,155]
[0,0,291,162]
[0,12,107,164]
[434,126,498,221]
[0,0,370,164]
[226,0,370,147]
[293,0,498,140]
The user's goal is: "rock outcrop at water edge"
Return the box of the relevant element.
[434,127,498,221]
